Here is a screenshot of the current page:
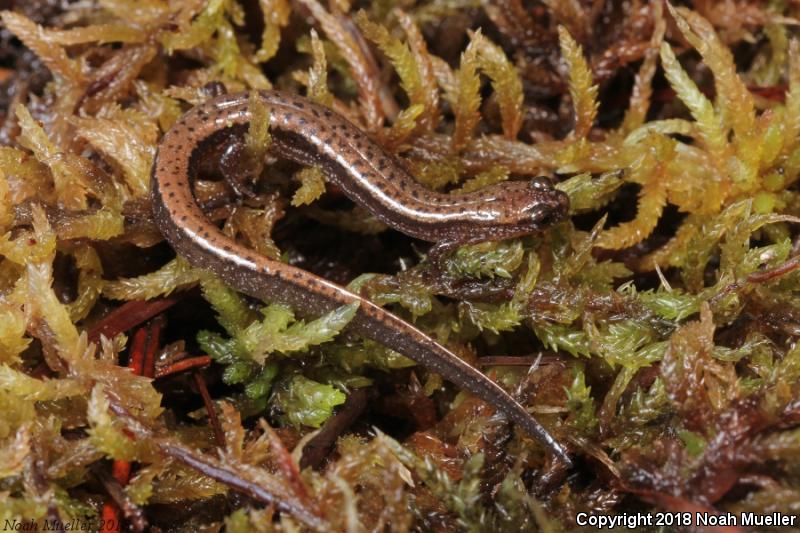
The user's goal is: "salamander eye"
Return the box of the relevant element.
[532,209,554,226]
[526,199,565,227]
[526,204,551,225]
[529,176,553,190]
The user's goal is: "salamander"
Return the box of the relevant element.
[150,90,571,465]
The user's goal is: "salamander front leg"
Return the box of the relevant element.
[426,234,495,270]
[426,239,462,271]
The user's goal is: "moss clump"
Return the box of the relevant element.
[1,0,800,530]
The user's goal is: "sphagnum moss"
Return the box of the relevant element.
[0,0,800,530]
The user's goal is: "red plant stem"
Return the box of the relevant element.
[263,422,315,505]
[111,461,132,486]
[88,297,178,343]
[102,318,162,532]
[748,254,800,283]
[478,355,538,366]
[749,84,788,102]
[100,503,121,531]
[652,84,786,105]
[101,393,327,529]
[194,372,225,447]
[478,353,568,367]
[158,442,327,530]
[155,355,212,378]
[96,467,147,533]
[142,315,164,378]
[127,328,147,376]
[711,254,800,307]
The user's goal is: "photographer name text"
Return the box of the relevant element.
[3,518,110,531]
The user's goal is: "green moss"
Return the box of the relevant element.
[3,0,800,529]
[271,374,346,428]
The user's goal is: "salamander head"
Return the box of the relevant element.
[491,176,570,237]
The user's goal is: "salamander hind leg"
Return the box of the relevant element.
[219,136,261,200]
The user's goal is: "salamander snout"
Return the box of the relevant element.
[523,178,570,228]
[551,188,570,219]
